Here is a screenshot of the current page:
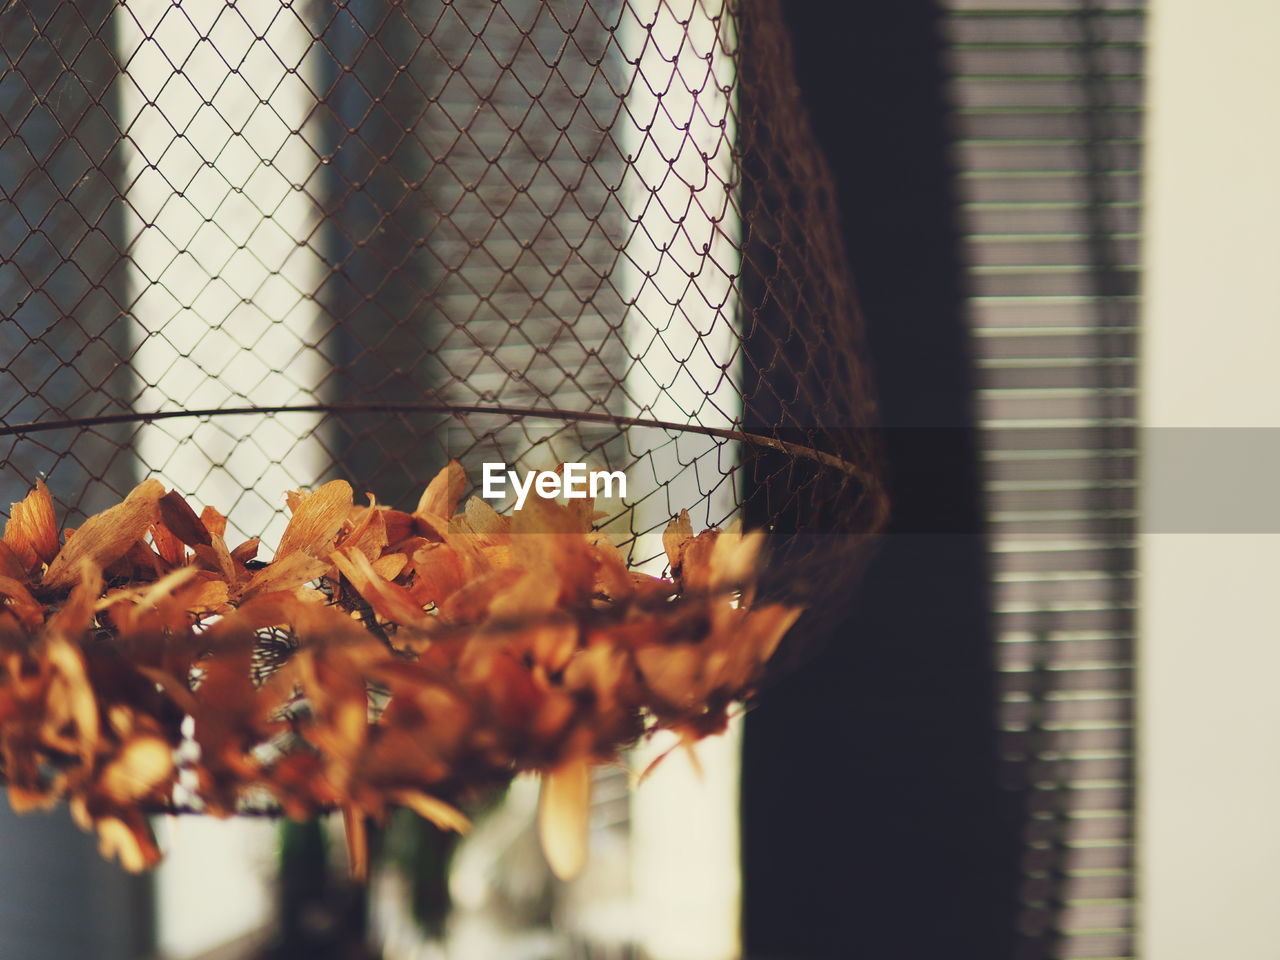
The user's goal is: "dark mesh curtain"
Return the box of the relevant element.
[945,3,1142,957]
[744,2,1140,958]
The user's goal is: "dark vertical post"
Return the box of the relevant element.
[316,0,445,509]
[740,3,1020,958]
[0,0,137,519]
[0,2,152,957]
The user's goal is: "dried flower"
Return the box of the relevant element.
[0,465,799,878]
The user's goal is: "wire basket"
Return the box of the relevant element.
[1,0,884,871]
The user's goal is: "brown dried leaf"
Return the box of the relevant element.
[562,643,628,715]
[45,561,102,640]
[158,490,212,547]
[726,604,800,685]
[381,509,417,546]
[293,647,370,788]
[634,645,704,710]
[707,524,764,591]
[677,530,719,593]
[180,574,231,617]
[193,539,237,590]
[438,568,523,622]
[43,635,99,764]
[590,537,633,601]
[510,499,594,604]
[489,571,560,620]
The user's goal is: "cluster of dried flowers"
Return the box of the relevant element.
[0,464,798,880]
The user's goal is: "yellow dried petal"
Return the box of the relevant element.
[392,789,472,834]
[101,734,174,801]
[95,815,161,873]
[539,757,591,881]
[370,552,407,581]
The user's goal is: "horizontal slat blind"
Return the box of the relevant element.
[942,4,1143,958]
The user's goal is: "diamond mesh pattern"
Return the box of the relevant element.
[2,0,883,620]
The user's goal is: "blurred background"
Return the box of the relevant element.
[2,0,1278,958]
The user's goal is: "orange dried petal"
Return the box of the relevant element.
[635,644,704,710]
[229,538,260,566]
[370,552,407,581]
[242,551,327,600]
[438,568,523,622]
[4,479,59,568]
[331,546,433,629]
[0,574,43,632]
[93,813,162,873]
[341,495,389,561]
[460,496,508,540]
[408,543,466,607]
[149,522,185,568]
[707,524,764,591]
[275,480,353,561]
[662,509,693,570]
[100,734,175,802]
[44,479,164,590]
[199,504,227,539]
[0,542,29,582]
[415,460,467,519]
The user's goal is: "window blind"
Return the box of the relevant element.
[942,2,1143,958]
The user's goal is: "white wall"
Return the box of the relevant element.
[1139,1,1280,956]
[111,2,328,953]
[115,0,327,549]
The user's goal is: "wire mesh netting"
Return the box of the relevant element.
[1,0,883,634]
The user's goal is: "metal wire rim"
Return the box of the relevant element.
[0,401,877,487]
